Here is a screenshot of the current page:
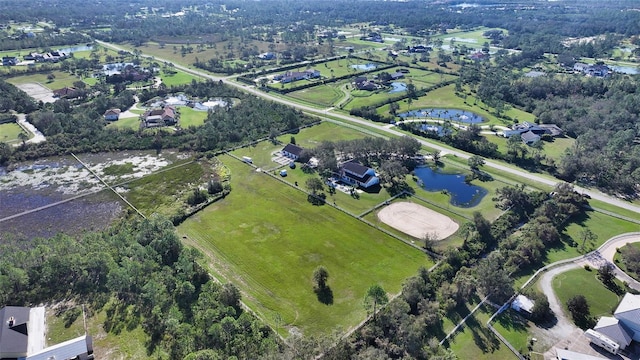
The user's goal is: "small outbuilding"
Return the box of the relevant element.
[103,108,121,121]
[279,170,287,177]
[511,294,535,314]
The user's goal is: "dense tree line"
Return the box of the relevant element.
[0,217,281,359]
[6,80,315,163]
[0,79,38,113]
[0,30,90,52]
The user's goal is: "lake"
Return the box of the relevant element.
[610,65,639,75]
[413,166,487,207]
[399,108,484,123]
[57,45,93,53]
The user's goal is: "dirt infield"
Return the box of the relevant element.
[377,202,459,240]
[15,83,56,103]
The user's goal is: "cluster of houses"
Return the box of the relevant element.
[273,69,321,84]
[573,62,611,77]
[361,32,383,43]
[0,306,94,360]
[141,105,178,128]
[281,143,380,189]
[2,51,68,66]
[502,121,564,145]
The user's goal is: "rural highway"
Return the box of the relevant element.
[96,40,640,215]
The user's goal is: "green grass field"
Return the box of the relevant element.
[177,154,433,336]
[106,116,141,130]
[287,85,343,107]
[551,267,621,319]
[160,69,201,86]
[447,304,516,360]
[0,122,28,144]
[178,106,208,128]
[5,70,89,89]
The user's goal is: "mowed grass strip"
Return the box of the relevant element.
[178,154,432,335]
[0,122,28,143]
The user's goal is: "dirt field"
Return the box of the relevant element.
[377,201,459,240]
[15,82,56,103]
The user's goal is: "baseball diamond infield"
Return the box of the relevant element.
[377,202,459,240]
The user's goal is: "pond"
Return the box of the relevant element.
[399,108,484,123]
[57,45,93,53]
[610,65,639,75]
[350,63,377,71]
[413,166,487,207]
[388,82,407,94]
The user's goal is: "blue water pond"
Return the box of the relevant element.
[388,82,407,94]
[350,63,377,71]
[413,166,487,207]
[399,108,484,123]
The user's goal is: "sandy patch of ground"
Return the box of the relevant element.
[15,82,56,103]
[377,201,459,240]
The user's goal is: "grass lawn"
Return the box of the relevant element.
[343,87,405,110]
[5,70,89,89]
[287,85,343,107]
[447,304,516,360]
[0,122,28,144]
[47,302,153,359]
[178,106,208,128]
[106,116,141,130]
[177,154,433,336]
[614,242,640,282]
[540,136,575,161]
[160,69,201,86]
[551,267,622,319]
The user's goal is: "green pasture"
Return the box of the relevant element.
[0,122,28,144]
[287,85,343,107]
[447,304,516,360]
[178,154,432,336]
[160,69,201,86]
[178,106,208,128]
[482,134,574,162]
[5,70,87,89]
[551,267,621,319]
[492,310,548,356]
[343,87,405,110]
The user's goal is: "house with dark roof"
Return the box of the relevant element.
[339,160,379,189]
[520,131,540,145]
[353,77,380,91]
[104,108,121,121]
[2,56,18,66]
[53,87,79,99]
[0,306,93,360]
[143,106,177,128]
[390,72,405,80]
[282,143,304,160]
[258,52,275,60]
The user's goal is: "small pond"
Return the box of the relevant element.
[388,82,407,94]
[413,166,487,207]
[350,63,377,71]
[610,65,639,75]
[57,45,93,53]
[399,108,484,124]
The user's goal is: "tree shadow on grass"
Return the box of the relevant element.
[314,285,334,305]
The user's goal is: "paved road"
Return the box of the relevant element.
[96,40,640,215]
[16,113,46,144]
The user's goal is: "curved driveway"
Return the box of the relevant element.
[537,232,640,342]
[96,40,640,215]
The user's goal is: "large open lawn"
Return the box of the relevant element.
[551,267,622,319]
[287,84,343,107]
[5,70,89,89]
[177,154,433,336]
[0,122,28,144]
[178,106,208,128]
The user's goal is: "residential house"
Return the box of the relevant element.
[103,108,121,121]
[274,69,321,84]
[590,293,640,352]
[0,306,94,360]
[573,63,589,72]
[469,52,489,61]
[353,77,380,91]
[390,72,405,80]
[520,131,541,145]
[573,62,610,77]
[282,143,304,160]
[408,45,431,53]
[339,160,379,189]
[258,52,275,60]
[143,106,177,128]
[53,87,79,99]
[2,57,18,66]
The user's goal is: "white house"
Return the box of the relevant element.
[339,160,379,189]
[590,293,640,352]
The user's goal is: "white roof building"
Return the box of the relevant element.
[593,316,632,349]
[511,294,535,314]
